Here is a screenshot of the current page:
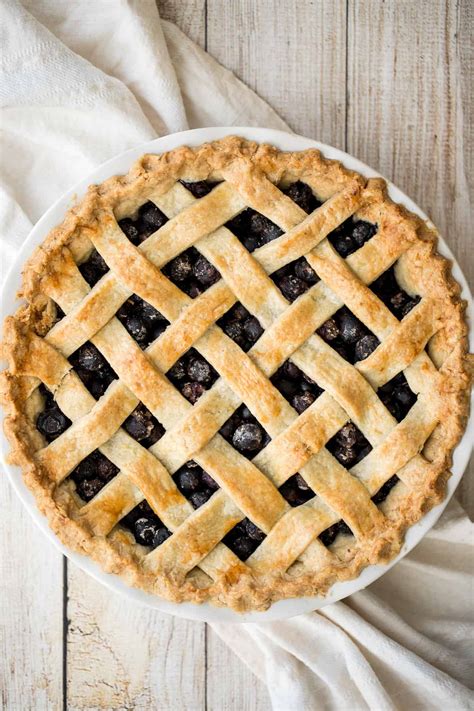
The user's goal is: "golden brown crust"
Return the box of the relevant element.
[1,136,472,612]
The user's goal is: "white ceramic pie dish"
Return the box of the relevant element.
[1,126,472,623]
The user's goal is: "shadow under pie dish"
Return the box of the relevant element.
[0,136,472,613]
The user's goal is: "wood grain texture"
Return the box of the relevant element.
[206,0,347,148]
[206,631,270,711]
[66,567,205,710]
[0,476,64,710]
[347,0,473,515]
[158,0,206,45]
[3,1,472,709]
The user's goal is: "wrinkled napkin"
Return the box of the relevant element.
[1,2,473,709]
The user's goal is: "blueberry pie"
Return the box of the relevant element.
[1,137,472,611]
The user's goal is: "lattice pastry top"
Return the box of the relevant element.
[1,137,472,611]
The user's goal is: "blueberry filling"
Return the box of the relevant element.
[225,181,320,254]
[219,404,270,458]
[162,246,221,298]
[225,210,283,252]
[121,501,171,549]
[328,218,377,258]
[317,307,380,364]
[217,302,264,352]
[69,449,119,502]
[318,474,400,547]
[377,372,417,422]
[69,342,117,400]
[36,385,71,442]
[279,473,315,507]
[54,303,65,321]
[180,179,217,198]
[281,181,322,214]
[55,303,65,318]
[118,201,168,246]
[223,518,266,561]
[79,249,109,287]
[167,348,219,404]
[326,422,372,469]
[173,459,219,509]
[319,520,352,547]
[271,360,323,414]
[372,475,399,504]
[123,403,165,447]
[116,294,169,349]
[271,257,319,302]
[370,266,421,320]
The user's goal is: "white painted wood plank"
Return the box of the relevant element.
[65,7,205,710]
[204,3,345,709]
[66,565,206,710]
[206,0,347,147]
[0,475,64,710]
[347,0,473,517]
[157,0,206,45]
[157,3,281,709]
[456,0,474,518]
[206,628,271,711]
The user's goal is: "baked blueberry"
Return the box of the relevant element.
[74,343,105,371]
[317,318,339,341]
[283,181,320,214]
[352,220,376,247]
[335,423,359,448]
[201,471,219,490]
[283,360,301,379]
[190,490,213,509]
[231,535,255,560]
[168,253,193,282]
[37,407,70,441]
[278,275,306,301]
[187,356,212,384]
[294,257,317,284]
[119,218,140,244]
[243,518,265,541]
[354,334,380,361]
[330,233,354,257]
[372,475,399,504]
[187,281,204,299]
[75,477,104,502]
[182,381,206,404]
[138,201,167,231]
[292,391,315,414]
[339,310,364,343]
[124,404,162,443]
[79,250,109,286]
[168,360,186,381]
[243,316,263,343]
[176,468,200,493]
[232,423,263,452]
[153,527,172,547]
[134,517,161,546]
[180,180,213,198]
[295,473,310,491]
[222,319,246,346]
[250,212,282,244]
[279,475,314,507]
[319,520,352,547]
[193,255,220,286]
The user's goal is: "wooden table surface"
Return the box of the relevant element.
[2,1,472,709]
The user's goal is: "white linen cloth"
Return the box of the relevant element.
[1,2,473,709]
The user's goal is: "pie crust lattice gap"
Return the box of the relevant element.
[1,137,471,612]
